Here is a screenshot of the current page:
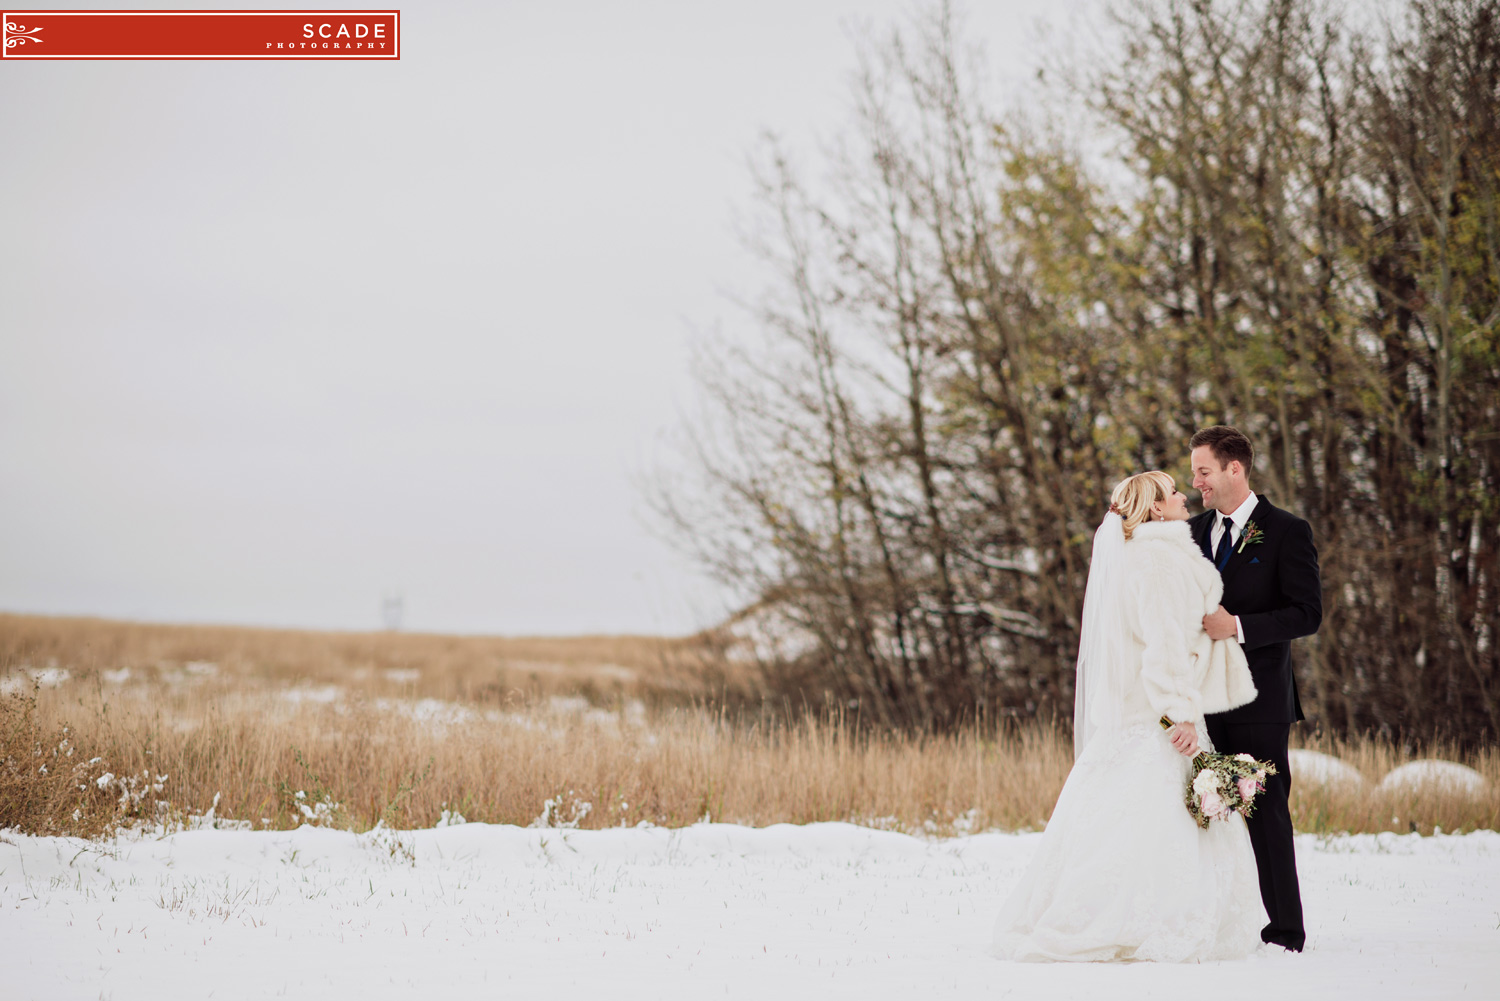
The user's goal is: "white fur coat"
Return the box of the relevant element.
[1124,520,1257,722]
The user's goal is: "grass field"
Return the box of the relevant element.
[3,613,1496,838]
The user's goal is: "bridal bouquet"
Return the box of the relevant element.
[1159,717,1278,829]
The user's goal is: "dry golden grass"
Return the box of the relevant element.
[0,612,735,706]
[2,613,1496,838]
[0,685,123,837]
[3,677,1073,836]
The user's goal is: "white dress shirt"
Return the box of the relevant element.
[1210,491,1258,644]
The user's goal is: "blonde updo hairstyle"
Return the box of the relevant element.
[1110,470,1176,541]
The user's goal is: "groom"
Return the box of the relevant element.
[1189,425,1321,953]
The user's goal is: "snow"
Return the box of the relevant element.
[279,684,343,704]
[0,667,72,693]
[1288,749,1366,789]
[249,691,647,734]
[2,823,1497,999]
[370,696,482,726]
[1377,759,1488,796]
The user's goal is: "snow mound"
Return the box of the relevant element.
[1377,760,1488,796]
[1289,750,1365,789]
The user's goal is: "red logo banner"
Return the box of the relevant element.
[1,10,400,59]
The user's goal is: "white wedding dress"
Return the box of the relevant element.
[992,517,1263,963]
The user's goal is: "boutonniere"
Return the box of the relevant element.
[1236,520,1265,554]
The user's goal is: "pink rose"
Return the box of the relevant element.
[1199,789,1226,819]
[1237,776,1259,801]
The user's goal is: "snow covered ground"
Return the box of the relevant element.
[3,823,1497,1000]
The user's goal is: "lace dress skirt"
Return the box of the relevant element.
[992,720,1262,963]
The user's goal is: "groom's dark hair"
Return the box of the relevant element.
[1190,425,1254,473]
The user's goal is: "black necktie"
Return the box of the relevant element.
[1214,516,1234,570]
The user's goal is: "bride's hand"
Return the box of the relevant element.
[1169,721,1199,757]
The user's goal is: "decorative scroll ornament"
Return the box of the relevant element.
[5,22,45,48]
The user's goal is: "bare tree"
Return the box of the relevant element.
[659,0,1500,741]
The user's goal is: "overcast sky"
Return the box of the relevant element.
[0,0,1093,636]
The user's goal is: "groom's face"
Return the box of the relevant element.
[1191,445,1236,512]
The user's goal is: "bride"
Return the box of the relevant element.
[992,471,1264,963]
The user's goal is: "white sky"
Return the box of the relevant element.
[0,0,1093,635]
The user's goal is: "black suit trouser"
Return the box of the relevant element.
[1203,718,1305,951]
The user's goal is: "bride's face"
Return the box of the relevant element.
[1152,485,1190,522]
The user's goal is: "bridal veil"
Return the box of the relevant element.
[1072,511,1131,759]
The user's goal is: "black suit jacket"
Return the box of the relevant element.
[1191,497,1321,724]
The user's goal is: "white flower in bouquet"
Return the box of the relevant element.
[1235,753,1256,763]
[1192,768,1221,796]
